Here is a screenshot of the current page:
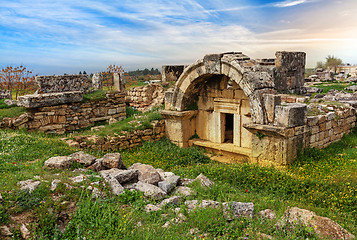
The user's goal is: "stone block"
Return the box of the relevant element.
[263,94,281,123]
[18,92,83,108]
[36,75,91,93]
[274,103,307,127]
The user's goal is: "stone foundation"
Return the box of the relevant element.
[69,120,165,151]
[1,92,126,134]
[126,83,164,111]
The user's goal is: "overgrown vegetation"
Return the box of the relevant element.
[0,124,356,239]
[82,89,107,101]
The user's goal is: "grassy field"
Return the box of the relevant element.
[0,126,356,239]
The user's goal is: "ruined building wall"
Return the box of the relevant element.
[1,92,126,134]
[36,75,92,93]
[126,83,164,111]
[0,90,11,99]
[162,65,185,83]
[306,109,356,149]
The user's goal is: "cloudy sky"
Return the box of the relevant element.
[1,0,357,75]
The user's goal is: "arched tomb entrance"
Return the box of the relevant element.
[161,52,308,165]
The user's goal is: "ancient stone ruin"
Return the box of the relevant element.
[0,89,11,99]
[161,51,356,166]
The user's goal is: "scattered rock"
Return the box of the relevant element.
[158,196,182,208]
[158,175,180,193]
[69,151,96,167]
[18,179,41,193]
[257,209,276,220]
[345,85,357,92]
[223,202,254,220]
[91,187,103,199]
[189,228,200,235]
[257,232,274,239]
[109,117,118,125]
[185,200,220,211]
[88,159,106,172]
[145,204,162,212]
[4,99,17,106]
[177,213,187,221]
[66,140,80,148]
[277,207,355,240]
[44,156,75,169]
[129,163,162,185]
[133,181,166,200]
[136,221,142,227]
[101,153,126,169]
[306,87,323,94]
[100,168,139,184]
[0,226,12,236]
[156,169,175,181]
[102,174,124,195]
[20,224,31,239]
[194,173,214,188]
[70,175,86,183]
[173,186,194,197]
[50,179,61,191]
[178,178,194,186]
[91,125,105,132]
[0,193,3,201]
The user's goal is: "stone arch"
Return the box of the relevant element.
[169,53,275,124]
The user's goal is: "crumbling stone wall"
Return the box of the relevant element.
[0,89,11,99]
[162,65,185,83]
[274,51,306,94]
[1,92,126,134]
[67,120,165,151]
[126,83,164,111]
[306,109,356,148]
[36,75,92,93]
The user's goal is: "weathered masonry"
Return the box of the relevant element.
[162,51,313,166]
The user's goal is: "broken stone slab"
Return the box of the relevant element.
[17,91,83,108]
[102,174,124,195]
[173,186,194,197]
[156,168,176,181]
[276,207,355,240]
[101,153,126,169]
[184,200,220,211]
[88,159,106,172]
[69,151,96,167]
[274,103,307,127]
[157,196,182,208]
[158,175,180,193]
[65,140,80,148]
[20,224,31,239]
[70,175,86,183]
[193,173,214,188]
[50,179,61,191]
[18,179,41,193]
[91,187,103,199]
[145,204,162,213]
[132,181,166,200]
[0,226,12,236]
[44,156,76,170]
[257,209,276,220]
[223,202,254,220]
[100,168,139,184]
[129,163,162,185]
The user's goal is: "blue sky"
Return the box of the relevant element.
[1,0,357,75]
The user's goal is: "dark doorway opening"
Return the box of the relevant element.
[224,113,234,143]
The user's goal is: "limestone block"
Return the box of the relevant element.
[263,94,281,123]
[274,103,307,127]
[241,99,251,116]
[241,115,252,148]
[223,202,254,219]
[18,92,83,108]
[44,156,75,169]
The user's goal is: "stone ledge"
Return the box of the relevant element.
[190,139,251,157]
[160,110,198,119]
[18,91,83,108]
[244,123,294,138]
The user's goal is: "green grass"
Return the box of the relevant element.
[0,106,27,120]
[82,89,107,101]
[313,82,355,93]
[75,106,163,137]
[0,126,356,239]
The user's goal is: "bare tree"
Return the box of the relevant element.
[325,55,342,73]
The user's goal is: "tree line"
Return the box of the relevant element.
[127,68,160,76]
